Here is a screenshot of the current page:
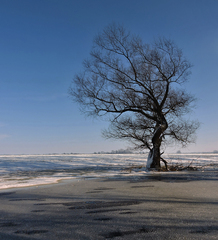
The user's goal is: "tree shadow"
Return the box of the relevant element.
[0,176,217,239]
[104,169,218,183]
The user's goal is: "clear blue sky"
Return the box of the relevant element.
[0,0,217,154]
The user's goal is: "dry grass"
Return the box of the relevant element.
[160,159,199,171]
[167,164,198,171]
[123,161,199,173]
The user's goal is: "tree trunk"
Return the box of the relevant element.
[147,117,168,169]
[150,144,161,169]
[146,144,161,169]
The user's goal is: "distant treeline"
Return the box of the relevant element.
[175,150,218,154]
[94,149,146,154]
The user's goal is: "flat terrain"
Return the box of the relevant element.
[0,171,217,239]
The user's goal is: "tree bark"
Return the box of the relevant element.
[149,144,161,169]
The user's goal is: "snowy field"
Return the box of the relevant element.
[0,153,217,190]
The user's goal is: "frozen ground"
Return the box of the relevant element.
[0,153,217,190]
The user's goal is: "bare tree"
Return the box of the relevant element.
[70,23,199,169]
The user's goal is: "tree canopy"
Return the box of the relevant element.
[70,24,199,169]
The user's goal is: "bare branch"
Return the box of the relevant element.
[70,23,199,168]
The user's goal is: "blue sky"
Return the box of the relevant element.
[0,0,217,154]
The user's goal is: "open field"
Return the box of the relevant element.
[0,153,218,190]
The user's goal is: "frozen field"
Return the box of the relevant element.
[0,153,217,190]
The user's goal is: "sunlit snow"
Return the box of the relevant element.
[0,153,217,190]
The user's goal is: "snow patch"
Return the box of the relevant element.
[146,150,153,168]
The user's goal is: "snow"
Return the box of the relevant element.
[146,151,153,168]
[0,153,217,190]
